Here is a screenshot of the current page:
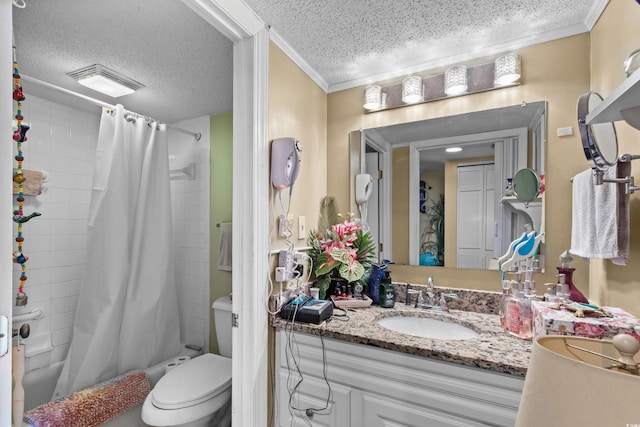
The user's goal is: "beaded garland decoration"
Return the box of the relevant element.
[12,47,39,306]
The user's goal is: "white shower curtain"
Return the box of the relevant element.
[53,105,181,398]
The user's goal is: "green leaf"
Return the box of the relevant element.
[314,252,338,276]
[338,260,364,282]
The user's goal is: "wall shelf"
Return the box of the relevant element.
[500,196,543,232]
[586,68,640,130]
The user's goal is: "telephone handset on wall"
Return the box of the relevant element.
[271,137,302,191]
[355,173,374,204]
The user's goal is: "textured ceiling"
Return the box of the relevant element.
[12,0,606,123]
[243,0,606,91]
[13,0,232,123]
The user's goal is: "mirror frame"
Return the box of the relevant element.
[352,101,547,271]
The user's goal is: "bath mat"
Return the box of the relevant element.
[24,370,151,427]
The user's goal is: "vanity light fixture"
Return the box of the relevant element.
[445,147,462,153]
[363,52,522,112]
[444,65,468,95]
[402,75,423,103]
[363,85,382,110]
[67,64,145,98]
[494,53,521,85]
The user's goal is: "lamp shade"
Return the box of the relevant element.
[494,53,521,85]
[402,75,423,104]
[363,85,382,110]
[444,65,467,95]
[516,336,640,427]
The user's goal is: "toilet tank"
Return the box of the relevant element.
[212,295,233,357]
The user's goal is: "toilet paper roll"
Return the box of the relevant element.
[164,362,178,374]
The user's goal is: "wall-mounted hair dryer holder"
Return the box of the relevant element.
[592,153,640,194]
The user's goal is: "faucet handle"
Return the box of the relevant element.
[439,292,457,311]
[406,286,420,306]
[415,289,425,307]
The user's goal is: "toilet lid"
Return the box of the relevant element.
[151,353,232,410]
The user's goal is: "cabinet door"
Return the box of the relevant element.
[355,392,488,427]
[277,369,351,427]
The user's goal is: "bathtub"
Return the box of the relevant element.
[21,346,202,426]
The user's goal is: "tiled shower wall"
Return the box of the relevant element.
[13,93,210,373]
[168,115,211,352]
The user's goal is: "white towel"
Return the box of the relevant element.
[570,167,628,264]
[217,222,232,272]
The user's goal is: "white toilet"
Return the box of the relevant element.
[142,296,233,427]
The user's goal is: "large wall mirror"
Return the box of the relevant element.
[350,101,547,271]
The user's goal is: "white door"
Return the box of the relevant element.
[1,1,14,424]
[457,163,494,269]
[365,151,380,261]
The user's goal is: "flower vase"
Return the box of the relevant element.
[556,267,588,303]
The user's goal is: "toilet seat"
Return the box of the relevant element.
[151,353,232,410]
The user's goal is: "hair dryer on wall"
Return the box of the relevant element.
[271,137,301,192]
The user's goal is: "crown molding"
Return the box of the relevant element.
[269,28,329,92]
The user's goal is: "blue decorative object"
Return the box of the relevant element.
[367,263,387,304]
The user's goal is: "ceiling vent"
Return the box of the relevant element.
[67,64,145,97]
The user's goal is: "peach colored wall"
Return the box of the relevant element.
[269,43,328,251]
[589,1,640,315]
[328,34,591,292]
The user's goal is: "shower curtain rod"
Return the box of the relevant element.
[21,75,202,141]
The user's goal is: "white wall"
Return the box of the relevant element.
[13,93,211,375]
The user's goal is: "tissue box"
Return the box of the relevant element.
[532,300,639,339]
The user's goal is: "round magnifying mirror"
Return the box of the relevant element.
[513,168,541,203]
[577,92,618,170]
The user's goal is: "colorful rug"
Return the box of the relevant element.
[24,370,151,427]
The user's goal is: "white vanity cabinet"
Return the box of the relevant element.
[275,331,524,427]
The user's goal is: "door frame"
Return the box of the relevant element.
[181,1,270,426]
[1,2,14,425]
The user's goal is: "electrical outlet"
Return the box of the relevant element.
[298,216,306,240]
[278,214,294,237]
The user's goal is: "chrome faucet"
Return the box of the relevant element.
[415,276,457,311]
[425,275,436,306]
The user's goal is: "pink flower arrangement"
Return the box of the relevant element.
[308,218,376,299]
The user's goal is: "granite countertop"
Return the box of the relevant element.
[272,286,532,377]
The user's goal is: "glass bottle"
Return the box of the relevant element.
[556,266,588,303]
[504,178,515,196]
[499,280,511,329]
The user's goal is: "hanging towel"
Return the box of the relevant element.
[614,161,631,265]
[12,169,44,195]
[218,222,232,271]
[570,166,629,264]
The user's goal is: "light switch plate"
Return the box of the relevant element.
[298,216,306,240]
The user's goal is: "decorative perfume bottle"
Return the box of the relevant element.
[557,250,588,303]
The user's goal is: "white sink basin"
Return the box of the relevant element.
[377,316,479,340]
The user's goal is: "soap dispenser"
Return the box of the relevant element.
[379,270,395,308]
[505,282,533,340]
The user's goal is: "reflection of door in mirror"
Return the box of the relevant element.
[456,162,495,269]
[349,130,392,262]
[365,149,380,261]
